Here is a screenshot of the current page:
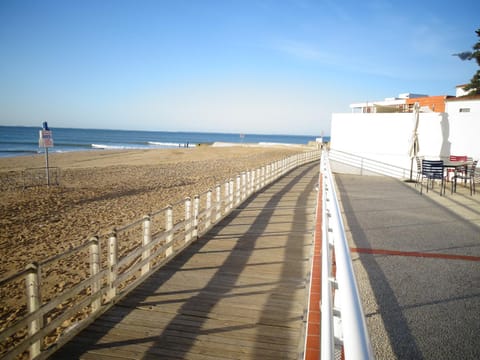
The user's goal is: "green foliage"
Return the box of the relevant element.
[454,28,480,95]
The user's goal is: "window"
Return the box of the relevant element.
[459,108,470,112]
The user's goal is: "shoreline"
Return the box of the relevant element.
[0,143,316,171]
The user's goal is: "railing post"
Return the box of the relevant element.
[25,262,42,358]
[249,170,252,194]
[206,189,212,229]
[89,237,101,313]
[240,172,247,201]
[256,168,260,191]
[165,205,173,257]
[193,195,200,239]
[224,182,229,213]
[229,179,234,211]
[107,229,118,301]
[185,197,192,243]
[142,215,152,276]
[215,184,222,221]
[236,175,241,205]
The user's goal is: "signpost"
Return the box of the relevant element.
[39,122,53,186]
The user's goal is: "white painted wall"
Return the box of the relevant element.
[446,100,480,160]
[330,103,480,175]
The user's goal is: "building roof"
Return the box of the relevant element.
[445,94,480,101]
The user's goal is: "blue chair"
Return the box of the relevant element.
[420,160,445,195]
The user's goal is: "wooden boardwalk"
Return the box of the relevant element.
[52,162,319,360]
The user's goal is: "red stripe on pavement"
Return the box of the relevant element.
[351,247,480,262]
[305,174,322,359]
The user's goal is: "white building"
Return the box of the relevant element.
[329,89,480,177]
[350,93,428,113]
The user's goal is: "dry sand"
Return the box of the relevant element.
[0,145,308,279]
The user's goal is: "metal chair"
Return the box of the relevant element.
[420,160,445,195]
[415,156,424,187]
[447,155,468,181]
[452,160,478,195]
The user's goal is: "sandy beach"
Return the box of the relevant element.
[0,145,309,279]
[0,143,319,355]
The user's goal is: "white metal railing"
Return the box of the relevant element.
[0,149,320,360]
[320,150,373,359]
[329,149,411,179]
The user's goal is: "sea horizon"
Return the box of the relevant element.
[0,124,320,138]
[0,125,328,158]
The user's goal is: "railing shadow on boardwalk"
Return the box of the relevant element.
[335,174,480,360]
[53,162,318,359]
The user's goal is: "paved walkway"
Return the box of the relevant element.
[335,174,480,359]
[52,162,319,360]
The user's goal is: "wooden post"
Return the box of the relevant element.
[107,229,118,301]
[45,147,50,187]
[184,197,192,243]
[25,262,42,358]
[224,182,229,213]
[193,195,200,239]
[142,215,152,276]
[89,237,101,313]
[229,179,234,211]
[216,184,222,221]
[236,175,241,205]
[206,190,212,229]
[241,172,246,201]
[165,205,173,257]
[249,170,253,195]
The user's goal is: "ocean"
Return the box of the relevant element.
[0,126,325,158]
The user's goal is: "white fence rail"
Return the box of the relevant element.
[0,150,320,360]
[329,149,412,179]
[320,151,373,359]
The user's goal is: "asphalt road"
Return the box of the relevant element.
[335,174,480,360]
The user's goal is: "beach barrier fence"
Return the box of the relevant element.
[0,149,320,360]
[318,150,373,359]
[22,167,61,189]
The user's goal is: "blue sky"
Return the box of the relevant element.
[0,0,478,136]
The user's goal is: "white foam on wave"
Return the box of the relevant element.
[148,141,196,148]
[211,142,303,147]
[91,144,135,150]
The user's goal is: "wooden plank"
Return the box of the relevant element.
[74,322,299,358]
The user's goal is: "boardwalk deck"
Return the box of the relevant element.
[52,162,319,360]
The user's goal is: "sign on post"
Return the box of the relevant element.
[38,122,53,186]
[39,130,53,148]
[39,122,53,148]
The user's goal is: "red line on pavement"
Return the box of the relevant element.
[351,247,480,262]
[305,173,322,360]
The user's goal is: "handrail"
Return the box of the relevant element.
[0,149,321,360]
[320,150,373,359]
[329,148,411,179]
